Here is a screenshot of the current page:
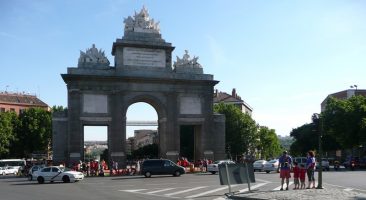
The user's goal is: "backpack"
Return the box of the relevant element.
[281,155,289,168]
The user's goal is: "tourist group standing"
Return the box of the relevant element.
[278,150,317,190]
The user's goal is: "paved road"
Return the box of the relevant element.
[0,170,365,200]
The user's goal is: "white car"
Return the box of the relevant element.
[316,158,330,171]
[263,159,279,173]
[27,165,45,181]
[5,166,19,175]
[253,160,268,172]
[207,160,235,174]
[33,166,84,184]
[0,167,10,175]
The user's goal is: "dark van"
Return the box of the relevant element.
[141,159,185,178]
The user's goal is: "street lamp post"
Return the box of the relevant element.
[313,113,323,189]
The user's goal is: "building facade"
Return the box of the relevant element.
[0,92,49,114]
[321,89,366,111]
[213,88,253,115]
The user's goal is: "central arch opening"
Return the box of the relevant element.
[126,102,159,160]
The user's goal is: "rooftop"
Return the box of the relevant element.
[0,91,48,107]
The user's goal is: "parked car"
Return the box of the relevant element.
[33,166,84,184]
[316,158,330,171]
[0,167,10,175]
[207,160,235,174]
[27,165,44,181]
[253,160,268,172]
[141,159,185,178]
[263,159,279,173]
[5,166,19,175]
[293,157,307,168]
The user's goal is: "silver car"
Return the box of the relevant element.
[253,160,268,172]
[263,159,279,173]
[207,160,235,174]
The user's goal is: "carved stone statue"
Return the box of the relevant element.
[174,50,202,68]
[78,44,110,68]
[123,6,160,34]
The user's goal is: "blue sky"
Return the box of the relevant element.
[1,0,365,140]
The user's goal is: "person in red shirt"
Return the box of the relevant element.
[299,164,307,189]
[292,161,300,190]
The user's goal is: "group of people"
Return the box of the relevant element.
[278,150,316,191]
[177,157,213,172]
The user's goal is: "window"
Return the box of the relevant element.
[164,160,173,167]
[0,108,5,112]
[41,167,51,172]
[19,109,25,114]
[10,108,15,112]
[51,167,59,172]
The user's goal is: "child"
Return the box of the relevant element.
[299,164,306,189]
[292,161,300,189]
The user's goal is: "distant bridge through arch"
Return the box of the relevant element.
[126,120,158,126]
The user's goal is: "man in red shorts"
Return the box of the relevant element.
[278,151,293,190]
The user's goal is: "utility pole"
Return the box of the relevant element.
[313,113,323,189]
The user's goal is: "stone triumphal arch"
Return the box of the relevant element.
[52,7,225,166]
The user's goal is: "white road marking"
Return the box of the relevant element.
[185,185,238,198]
[147,183,177,186]
[147,188,175,194]
[272,181,294,191]
[212,198,226,200]
[119,189,147,192]
[255,178,272,183]
[165,186,207,196]
[238,182,268,193]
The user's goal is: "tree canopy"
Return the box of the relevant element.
[0,108,52,158]
[322,95,366,149]
[257,126,282,159]
[214,103,282,160]
[0,111,18,155]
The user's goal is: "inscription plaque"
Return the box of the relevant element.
[123,47,165,67]
[180,96,202,114]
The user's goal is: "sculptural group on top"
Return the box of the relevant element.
[124,6,160,34]
[174,50,202,68]
[78,44,110,68]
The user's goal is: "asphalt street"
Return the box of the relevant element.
[0,169,365,200]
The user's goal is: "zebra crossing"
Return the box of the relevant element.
[118,181,295,199]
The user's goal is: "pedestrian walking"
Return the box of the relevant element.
[278,151,293,191]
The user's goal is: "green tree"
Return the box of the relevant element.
[51,105,67,113]
[214,103,258,159]
[322,96,366,149]
[257,126,282,159]
[290,114,341,157]
[132,144,158,159]
[290,123,317,156]
[12,108,52,157]
[0,111,18,156]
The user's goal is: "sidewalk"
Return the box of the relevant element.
[228,187,366,200]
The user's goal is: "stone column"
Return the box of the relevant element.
[212,114,226,160]
[68,89,83,164]
[109,92,126,167]
[163,92,179,162]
